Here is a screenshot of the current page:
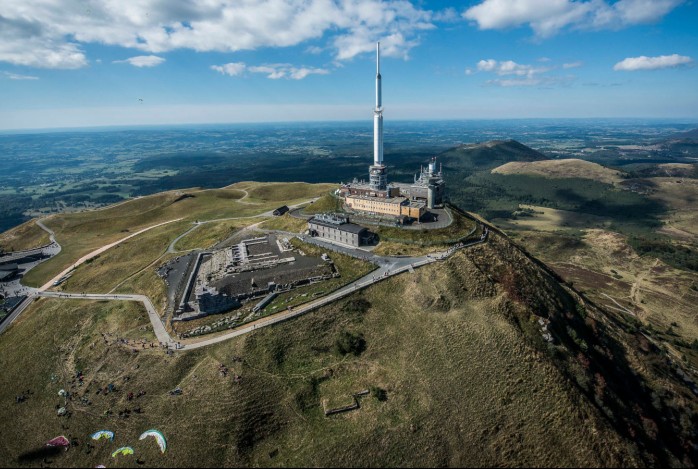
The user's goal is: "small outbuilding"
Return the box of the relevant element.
[273,205,290,216]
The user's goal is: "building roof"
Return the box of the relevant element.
[346,194,406,204]
[309,217,367,234]
[0,263,19,272]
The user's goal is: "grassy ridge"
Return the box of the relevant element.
[0,220,51,253]
[300,192,342,215]
[56,221,190,294]
[0,243,639,467]
[21,183,334,287]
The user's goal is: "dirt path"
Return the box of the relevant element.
[39,218,184,292]
[629,258,659,314]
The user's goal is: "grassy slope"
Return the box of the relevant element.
[174,218,266,251]
[56,221,190,294]
[21,182,333,287]
[516,228,698,364]
[0,219,51,252]
[259,214,308,233]
[492,159,625,185]
[0,235,655,468]
[301,192,342,215]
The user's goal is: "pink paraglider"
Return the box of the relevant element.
[46,436,70,447]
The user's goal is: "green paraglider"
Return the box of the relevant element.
[111,446,134,458]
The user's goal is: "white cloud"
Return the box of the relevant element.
[613,54,693,71]
[474,58,576,87]
[476,59,549,77]
[0,16,87,69]
[212,62,329,80]
[463,0,683,37]
[486,75,574,87]
[563,61,583,68]
[248,63,330,80]
[211,62,247,76]
[114,55,165,67]
[3,71,39,80]
[1,0,438,69]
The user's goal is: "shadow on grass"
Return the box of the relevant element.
[17,445,64,464]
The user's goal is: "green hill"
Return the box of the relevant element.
[0,227,695,466]
[440,140,547,173]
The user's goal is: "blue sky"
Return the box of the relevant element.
[1,0,697,130]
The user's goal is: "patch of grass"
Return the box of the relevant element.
[244,182,338,203]
[629,235,698,272]
[55,220,189,294]
[175,218,265,251]
[260,214,308,233]
[301,192,342,215]
[334,330,366,356]
[372,241,445,257]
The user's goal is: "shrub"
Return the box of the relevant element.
[335,331,366,356]
[371,386,388,402]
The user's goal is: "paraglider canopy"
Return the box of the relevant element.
[111,446,134,458]
[46,436,70,447]
[90,430,114,441]
[139,429,167,453]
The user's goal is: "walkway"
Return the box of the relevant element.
[37,291,171,345]
[0,218,183,335]
[166,197,320,253]
[2,196,488,352]
[39,218,185,291]
[181,229,488,350]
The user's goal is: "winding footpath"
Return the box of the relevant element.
[2,200,487,352]
[0,218,183,334]
[166,197,320,254]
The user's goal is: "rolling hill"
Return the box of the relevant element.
[491,158,625,185]
[440,140,547,173]
[0,207,696,466]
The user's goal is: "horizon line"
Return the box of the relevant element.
[2,116,697,135]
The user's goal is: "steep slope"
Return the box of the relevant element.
[440,140,546,173]
[1,228,695,466]
[492,158,625,185]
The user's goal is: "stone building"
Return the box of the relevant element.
[308,214,371,248]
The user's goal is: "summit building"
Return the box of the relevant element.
[339,42,445,224]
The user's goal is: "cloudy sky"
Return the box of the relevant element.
[1,0,697,130]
